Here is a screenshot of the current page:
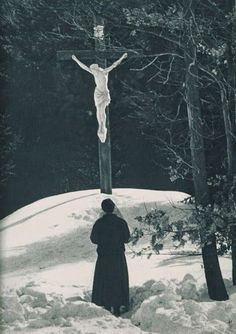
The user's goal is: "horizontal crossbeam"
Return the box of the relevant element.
[57,49,143,61]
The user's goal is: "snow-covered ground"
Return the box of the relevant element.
[0,188,235,334]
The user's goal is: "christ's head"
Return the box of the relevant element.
[90,64,100,70]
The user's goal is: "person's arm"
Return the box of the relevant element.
[90,221,99,244]
[72,55,92,74]
[122,219,130,243]
[105,53,128,73]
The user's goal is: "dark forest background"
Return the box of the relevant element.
[0,0,235,219]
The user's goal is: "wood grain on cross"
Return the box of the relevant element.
[57,17,141,194]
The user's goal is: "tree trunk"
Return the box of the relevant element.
[184,0,229,300]
[226,0,236,141]
[226,0,236,286]
[220,86,234,178]
[225,0,236,178]
[231,224,236,285]
[201,234,230,298]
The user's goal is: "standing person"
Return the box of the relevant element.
[90,198,130,316]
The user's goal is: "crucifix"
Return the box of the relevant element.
[71,52,127,144]
[57,16,140,194]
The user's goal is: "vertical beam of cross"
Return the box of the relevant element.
[94,16,112,194]
[57,16,141,195]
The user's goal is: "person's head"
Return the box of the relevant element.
[101,199,115,213]
[90,63,99,70]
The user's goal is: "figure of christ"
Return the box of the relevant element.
[72,53,127,143]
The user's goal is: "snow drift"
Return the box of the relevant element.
[0,189,234,333]
[1,275,236,333]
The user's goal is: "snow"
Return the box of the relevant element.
[131,275,236,333]
[0,188,234,333]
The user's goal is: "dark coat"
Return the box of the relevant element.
[90,213,130,308]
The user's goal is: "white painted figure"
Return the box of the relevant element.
[72,53,127,143]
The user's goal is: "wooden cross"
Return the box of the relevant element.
[57,16,141,194]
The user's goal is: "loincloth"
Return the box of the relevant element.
[94,87,111,107]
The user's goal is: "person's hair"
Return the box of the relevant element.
[101,199,115,213]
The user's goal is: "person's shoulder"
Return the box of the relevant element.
[96,215,106,222]
[94,216,104,225]
[114,215,127,224]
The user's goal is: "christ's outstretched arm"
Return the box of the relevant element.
[105,53,127,73]
[71,52,128,143]
[72,55,92,74]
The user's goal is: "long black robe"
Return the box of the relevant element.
[90,213,130,308]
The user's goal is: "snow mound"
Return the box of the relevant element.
[0,189,233,333]
[131,275,236,334]
[0,284,142,333]
[1,276,236,334]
